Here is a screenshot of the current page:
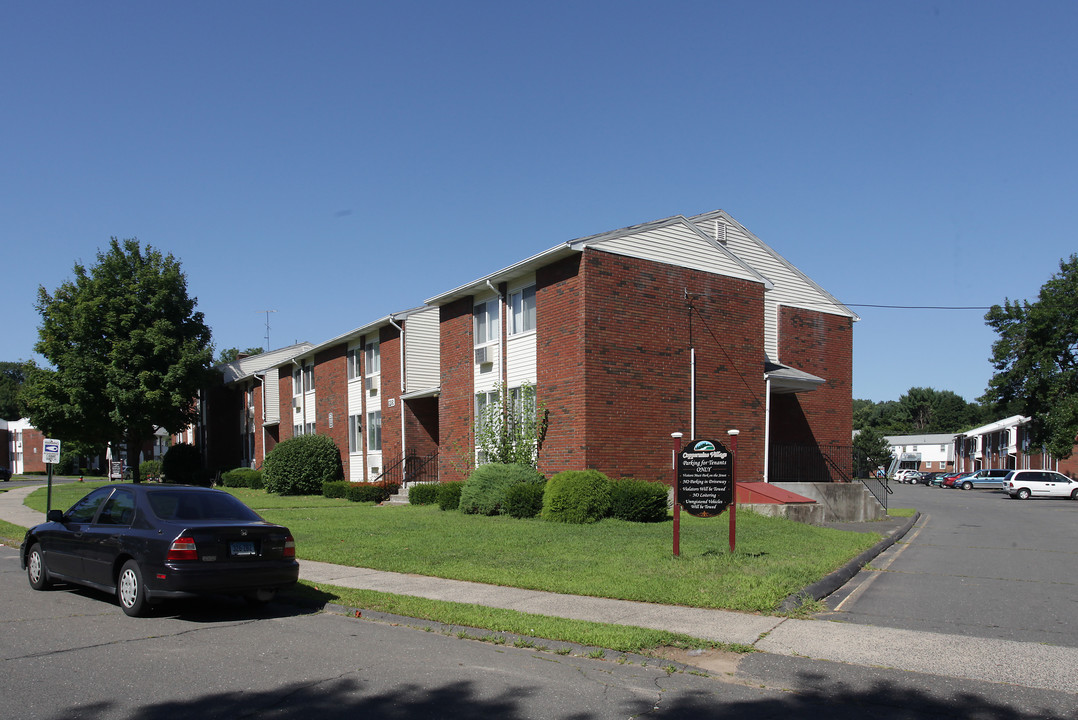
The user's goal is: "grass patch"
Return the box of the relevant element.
[285,581,749,655]
[0,518,26,547]
[22,484,881,614]
[888,507,916,518]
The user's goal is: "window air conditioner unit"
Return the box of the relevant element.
[366,375,379,396]
[474,346,489,364]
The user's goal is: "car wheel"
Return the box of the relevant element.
[245,588,278,605]
[117,560,150,617]
[1071,489,1078,501]
[1016,488,1031,500]
[962,481,973,490]
[26,543,53,591]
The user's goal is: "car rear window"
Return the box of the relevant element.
[147,490,262,522]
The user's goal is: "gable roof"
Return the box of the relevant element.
[218,342,314,383]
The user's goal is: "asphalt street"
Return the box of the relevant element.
[3,545,1078,720]
[821,482,1078,647]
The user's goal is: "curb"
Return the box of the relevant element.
[778,511,920,612]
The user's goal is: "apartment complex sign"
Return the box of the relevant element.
[677,439,733,518]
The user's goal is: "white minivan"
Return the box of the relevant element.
[1004,470,1078,500]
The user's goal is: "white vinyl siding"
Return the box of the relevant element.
[404,307,440,391]
[589,223,762,285]
[263,372,280,425]
[506,332,536,387]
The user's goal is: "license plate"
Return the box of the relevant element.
[230,541,256,557]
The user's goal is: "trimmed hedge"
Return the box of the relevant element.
[221,467,264,489]
[346,483,389,503]
[263,434,344,495]
[505,480,546,519]
[437,481,464,511]
[323,481,349,499]
[139,460,163,482]
[542,470,612,524]
[409,483,440,505]
[459,463,545,516]
[162,443,206,485]
[609,478,669,522]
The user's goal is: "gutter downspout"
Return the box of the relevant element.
[254,373,266,468]
[389,317,407,476]
[764,376,771,482]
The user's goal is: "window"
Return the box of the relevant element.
[347,348,361,380]
[348,414,363,454]
[474,298,499,345]
[303,363,314,392]
[475,390,500,430]
[97,490,136,526]
[364,341,380,375]
[305,422,315,436]
[66,488,111,523]
[509,285,536,335]
[293,368,302,397]
[293,424,302,437]
[367,411,382,452]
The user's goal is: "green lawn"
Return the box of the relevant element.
[24,482,880,613]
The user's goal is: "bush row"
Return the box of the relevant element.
[323,481,401,503]
[220,467,264,489]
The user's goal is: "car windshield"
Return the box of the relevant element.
[147,490,262,522]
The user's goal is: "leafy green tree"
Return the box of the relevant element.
[0,361,27,420]
[21,238,214,482]
[216,347,265,364]
[983,254,1078,459]
[475,382,544,467]
[852,426,893,478]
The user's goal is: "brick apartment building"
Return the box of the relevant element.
[198,210,861,486]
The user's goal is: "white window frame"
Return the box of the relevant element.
[474,298,499,346]
[364,340,380,376]
[293,368,302,397]
[347,347,361,380]
[367,410,382,452]
[509,285,536,335]
[348,414,363,454]
[303,363,315,392]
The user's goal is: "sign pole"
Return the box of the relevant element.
[728,430,739,553]
[43,439,61,515]
[671,432,683,557]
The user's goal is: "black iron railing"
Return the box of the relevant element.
[374,449,438,490]
[769,443,891,510]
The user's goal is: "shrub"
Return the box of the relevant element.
[221,468,263,489]
[437,481,465,511]
[609,478,669,522]
[322,480,349,498]
[459,463,545,516]
[409,483,440,505]
[263,434,344,495]
[346,483,389,503]
[542,470,612,524]
[505,480,546,519]
[139,460,163,482]
[162,443,206,485]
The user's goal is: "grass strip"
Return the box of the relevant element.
[283,580,755,655]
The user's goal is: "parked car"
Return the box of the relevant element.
[956,468,1011,490]
[20,484,298,616]
[1005,470,1078,500]
[894,469,922,484]
[920,472,948,487]
[942,473,971,489]
[0,466,10,482]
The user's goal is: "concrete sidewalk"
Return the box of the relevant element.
[3,482,1076,693]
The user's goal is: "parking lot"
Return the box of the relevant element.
[821,481,1078,647]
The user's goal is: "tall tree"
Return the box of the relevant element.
[852,425,893,478]
[216,347,265,364]
[21,238,214,481]
[0,361,27,420]
[983,254,1078,459]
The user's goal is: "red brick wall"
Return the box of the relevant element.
[379,324,403,476]
[770,307,854,480]
[278,367,295,442]
[536,255,588,476]
[20,427,48,474]
[573,249,766,482]
[404,396,439,459]
[438,298,476,482]
[314,345,348,478]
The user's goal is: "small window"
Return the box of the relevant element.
[348,414,363,454]
[96,489,136,526]
[66,488,112,523]
[509,285,536,335]
[364,341,380,375]
[303,363,315,392]
[474,298,499,345]
[292,368,302,397]
[347,348,361,380]
[367,410,382,451]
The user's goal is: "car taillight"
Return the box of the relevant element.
[284,535,295,558]
[167,536,198,561]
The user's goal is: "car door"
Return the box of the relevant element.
[82,488,137,587]
[44,487,113,580]
[1039,472,1073,498]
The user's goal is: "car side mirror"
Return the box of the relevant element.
[47,509,65,523]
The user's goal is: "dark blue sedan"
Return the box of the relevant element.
[21,484,298,616]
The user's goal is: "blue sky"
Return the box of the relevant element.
[3,1,1076,404]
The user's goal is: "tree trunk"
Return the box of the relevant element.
[126,435,142,484]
